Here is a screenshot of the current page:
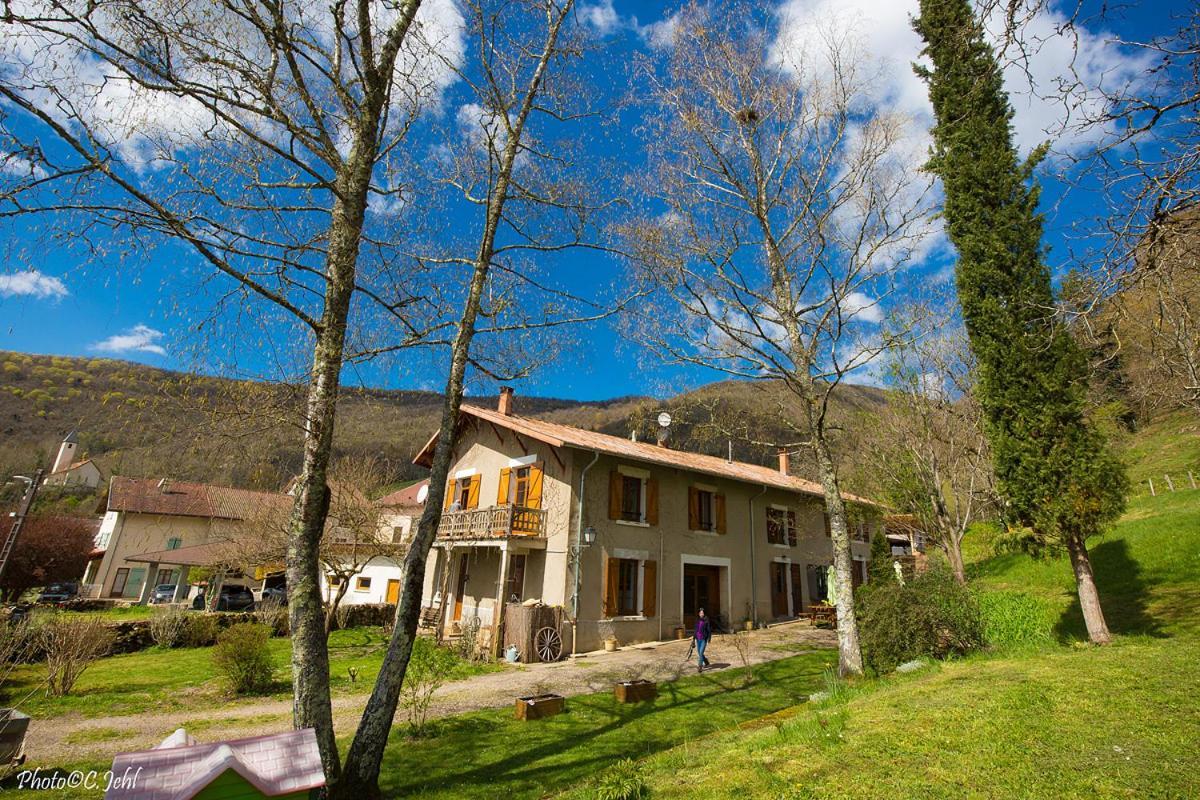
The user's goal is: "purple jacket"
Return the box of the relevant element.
[694,617,711,642]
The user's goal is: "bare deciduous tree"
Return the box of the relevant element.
[870,301,997,583]
[627,3,933,676]
[0,0,455,775]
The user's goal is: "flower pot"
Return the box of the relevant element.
[743,620,754,632]
[515,694,565,721]
[614,680,657,703]
[673,626,686,640]
[603,637,619,652]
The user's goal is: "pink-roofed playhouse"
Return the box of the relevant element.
[104,728,325,800]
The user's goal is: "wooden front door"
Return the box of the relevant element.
[790,563,805,615]
[453,553,469,621]
[769,562,789,618]
[110,568,129,598]
[683,564,721,628]
[386,579,401,605]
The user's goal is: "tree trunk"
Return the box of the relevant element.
[1066,531,1112,644]
[333,260,489,799]
[945,533,966,584]
[325,578,351,635]
[811,436,865,677]
[286,154,374,781]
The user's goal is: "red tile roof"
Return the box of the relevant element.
[107,476,289,521]
[415,405,880,506]
[377,478,429,508]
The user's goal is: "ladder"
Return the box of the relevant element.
[0,469,44,584]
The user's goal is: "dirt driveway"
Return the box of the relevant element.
[30,622,835,766]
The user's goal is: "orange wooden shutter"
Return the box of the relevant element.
[646,479,659,525]
[608,471,622,520]
[466,475,481,509]
[602,557,619,617]
[642,560,657,618]
[687,487,699,530]
[443,479,456,511]
[497,468,511,504]
[526,463,544,509]
[716,494,727,534]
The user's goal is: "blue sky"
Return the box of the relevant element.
[0,0,1185,401]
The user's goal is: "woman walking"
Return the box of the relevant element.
[694,608,712,672]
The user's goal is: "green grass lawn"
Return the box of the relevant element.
[550,489,1200,799]
[1,627,498,719]
[375,652,831,800]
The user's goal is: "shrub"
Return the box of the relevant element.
[182,614,221,648]
[149,607,190,648]
[213,623,274,694]
[977,590,1052,650]
[857,564,983,673]
[594,758,646,800]
[36,615,114,697]
[400,638,457,736]
[254,599,289,637]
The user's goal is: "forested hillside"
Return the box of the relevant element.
[0,351,888,493]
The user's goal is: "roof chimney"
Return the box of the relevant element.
[778,449,790,475]
[498,386,514,416]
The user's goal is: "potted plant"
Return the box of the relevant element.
[598,620,618,652]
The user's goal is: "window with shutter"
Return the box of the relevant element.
[465,475,481,509]
[766,507,786,545]
[497,468,511,504]
[620,475,642,521]
[444,479,457,511]
[608,471,623,520]
[696,489,714,530]
[642,560,657,618]
[787,510,797,546]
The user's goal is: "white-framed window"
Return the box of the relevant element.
[620,474,645,522]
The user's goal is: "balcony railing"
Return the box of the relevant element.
[438,504,547,540]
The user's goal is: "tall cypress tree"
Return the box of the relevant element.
[914,0,1128,643]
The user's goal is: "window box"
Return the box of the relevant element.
[614,680,657,704]
[515,693,565,721]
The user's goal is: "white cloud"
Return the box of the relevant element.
[769,0,1145,159]
[581,0,621,35]
[0,270,68,300]
[840,291,884,324]
[636,10,683,50]
[91,324,167,356]
[0,151,47,180]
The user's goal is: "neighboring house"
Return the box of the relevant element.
[883,514,928,555]
[82,477,287,603]
[414,388,881,654]
[42,431,104,489]
[377,478,429,545]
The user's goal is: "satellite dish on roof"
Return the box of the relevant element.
[657,412,673,428]
[416,484,429,504]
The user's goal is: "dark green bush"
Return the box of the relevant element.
[857,564,983,673]
[977,590,1052,650]
[213,623,274,694]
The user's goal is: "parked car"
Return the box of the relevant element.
[149,584,177,604]
[215,585,255,612]
[258,586,287,606]
[37,583,78,605]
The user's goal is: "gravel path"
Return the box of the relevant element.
[28,622,835,766]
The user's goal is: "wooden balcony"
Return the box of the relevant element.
[438,504,547,540]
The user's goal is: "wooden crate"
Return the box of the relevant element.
[515,694,565,721]
[614,680,657,704]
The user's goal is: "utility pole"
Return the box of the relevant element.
[0,469,44,586]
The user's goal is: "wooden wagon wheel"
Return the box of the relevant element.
[534,626,562,662]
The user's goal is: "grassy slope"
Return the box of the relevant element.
[555,425,1200,799]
